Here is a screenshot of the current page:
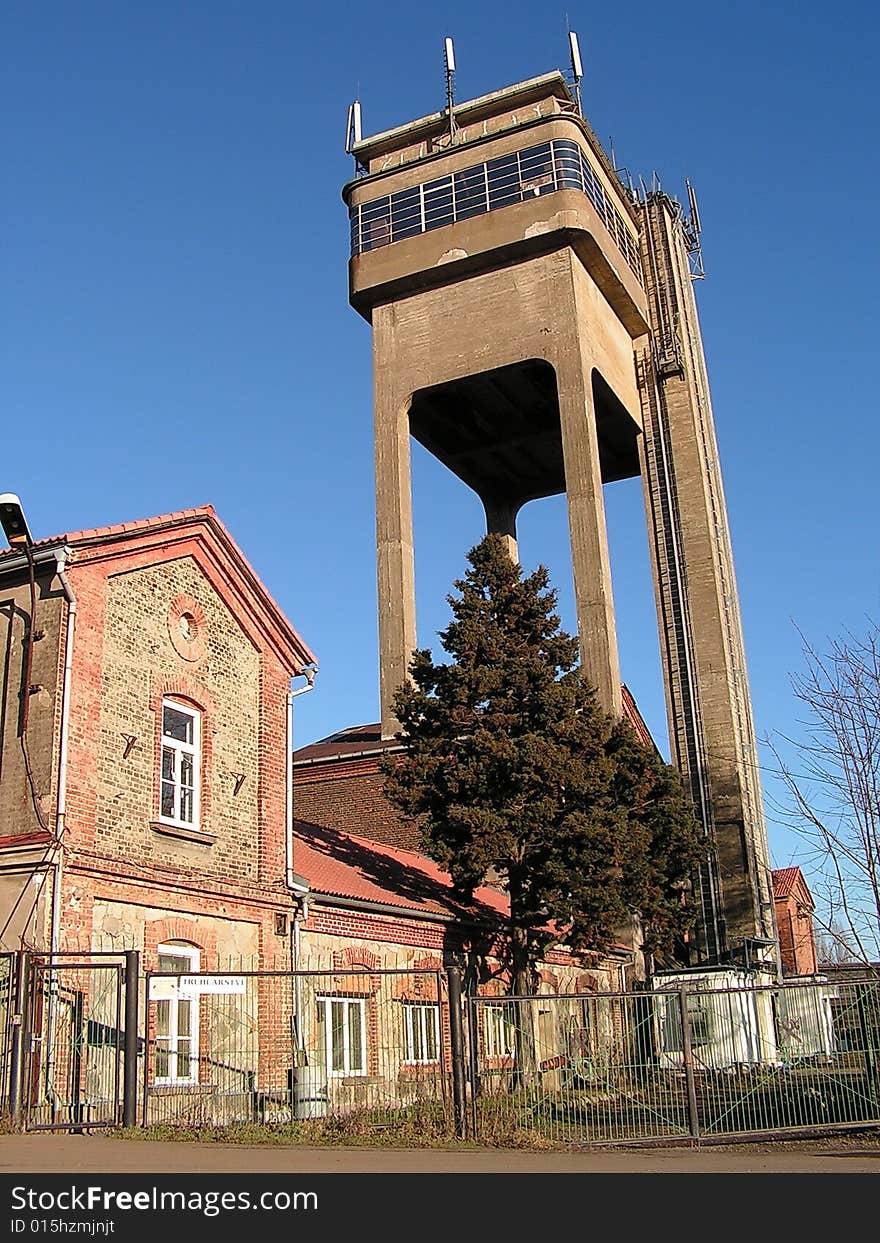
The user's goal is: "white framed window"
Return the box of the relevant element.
[483,1002,515,1058]
[317,996,367,1077]
[403,1002,440,1064]
[154,943,200,1084]
[160,699,201,828]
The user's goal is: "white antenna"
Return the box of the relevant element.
[444,36,456,74]
[568,30,583,79]
[345,100,362,154]
[568,31,583,114]
[444,37,457,143]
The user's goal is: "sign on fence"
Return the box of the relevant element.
[179,975,246,995]
[150,975,247,998]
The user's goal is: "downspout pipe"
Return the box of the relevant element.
[285,665,316,894]
[47,552,76,1104]
[52,553,76,952]
[285,665,316,1064]
[290,901,309,1065]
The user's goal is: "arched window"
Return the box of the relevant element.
[159,699,201,829]
[155,941,200,1084]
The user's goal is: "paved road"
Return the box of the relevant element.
[2,1133,879,1173]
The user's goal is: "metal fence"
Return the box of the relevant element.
[142,967,451,1131]
[3,956,879,1145]
[349,136,644,283]
[468,977,880,1144]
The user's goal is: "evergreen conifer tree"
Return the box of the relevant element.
[382,535,705,994]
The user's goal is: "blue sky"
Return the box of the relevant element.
[3,2,878,891]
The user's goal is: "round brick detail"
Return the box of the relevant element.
[168,593,207,662]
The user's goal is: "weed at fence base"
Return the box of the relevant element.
[124,1101,466,1148]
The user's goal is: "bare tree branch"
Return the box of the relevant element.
[766,619,880,965]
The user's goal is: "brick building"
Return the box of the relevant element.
[292,685,658,856]
[772,866,818,977]
[289,690,655,995]
[1,503,630,1122]
[291,816,629,990]
[0,502,626,980]
[0,505,316,968]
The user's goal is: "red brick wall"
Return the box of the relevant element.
[775,894,818,976]
[52,523,301,965]
[294,762,421,852]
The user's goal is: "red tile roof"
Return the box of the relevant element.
[294,820,631,955]
[0,504,317,669]
[0,505,217,556]
[772,866,808,900]
[293,820,508,923]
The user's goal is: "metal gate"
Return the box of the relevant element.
[21,953,128,1131]
[142,967,451,1130]
[0,952,17,1113]
[467,978,880,1144]
[682,979,880,1138]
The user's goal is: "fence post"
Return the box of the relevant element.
[71,990,85,1132]
[8,951,28,1127]
[248,1070,259,1123]
[467,994,481,1139]
[122,950,140,1128]
[446,965,467,1138]
[678,988,700,1141]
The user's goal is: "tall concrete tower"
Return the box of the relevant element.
[342,66,775,966]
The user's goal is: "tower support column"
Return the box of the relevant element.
[373,309,417,739]
[481,494,519,563]
[556,345,622,717]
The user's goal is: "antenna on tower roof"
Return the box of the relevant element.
[345,99,365,173]
[444,37,457,144]
[686,178,702,235]
[684,178,705,279]
[345,100,362,152]
[568,31,583,115]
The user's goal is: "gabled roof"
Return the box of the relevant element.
[1,505,317,673]
[0,504,216,553]
[773,866,814,907]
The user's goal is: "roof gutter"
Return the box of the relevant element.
[0,544,71,578]
[308,889,504,929]
[52,552,76,939]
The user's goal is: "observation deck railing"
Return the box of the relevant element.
[349,137,643,285]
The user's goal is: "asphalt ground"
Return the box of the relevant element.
[4,1133,877,1242]
[2,1130,880,1173]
